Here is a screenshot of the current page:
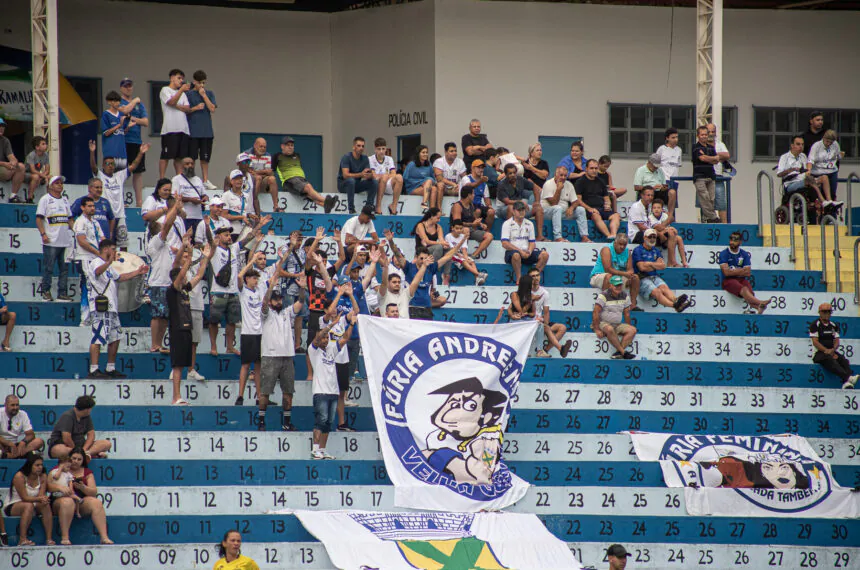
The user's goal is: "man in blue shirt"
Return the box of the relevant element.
[557,141,587,184]
[101,91,127,167]
[632,229,689,312]
[71,178,115,239]
[337,137,376,214]
[186,70,218,190]
[718,231,770,314]
[119,77,149,206]
[403,242,463,320]
[692,125,721,224]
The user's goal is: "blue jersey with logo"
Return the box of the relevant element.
[718,247,751,270]
[120,98,147,145]
[101,110,127,160]
[405,260,438,308]
[632,245,663,277]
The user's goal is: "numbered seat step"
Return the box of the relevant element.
[0,353,851,387]
[2,513,854,548]
[0,228,784,268]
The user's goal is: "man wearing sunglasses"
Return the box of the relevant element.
[810,303,858,390]
[0,395,44,459]
[632,229,690,312]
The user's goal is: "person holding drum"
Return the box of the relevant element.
[84,238,149,378]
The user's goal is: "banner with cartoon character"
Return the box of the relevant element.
[293,510,582,570]
[358,316,537,512]
[626,432,860,518]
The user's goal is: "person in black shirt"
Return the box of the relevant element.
[523,143,549,189]
[461,119,492,169]
[168,237,213,406]
[802,111,826,156]
[692,125,720,223]
[809,302,858,390]
[574,159,621,240]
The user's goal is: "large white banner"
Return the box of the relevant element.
[358,316,537,512]
[627,432,860,518]
[294,510,582,570]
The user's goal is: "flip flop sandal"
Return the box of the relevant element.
[388,204,398,215]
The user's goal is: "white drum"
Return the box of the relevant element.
[111,252,146,313]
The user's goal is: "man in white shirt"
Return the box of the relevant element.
[222,170,251,239]
[309,312,356,459]
[655,127,683,202]
[257,250,306,431]
[73,197,105,326]
[173,156,208,236]
[89,139,148,250]
[0,395,44,459]
[35,176,74,302]
[86,238,148,379]
[707,123,732,223]
[433,142,467,199]
[501,201,549,283]
[378,250,426,319]
[194,197,231,245]
[540,166,587,242]
[245,137,278,211]
[158,68,194,179]
[233,153,260,217]
[369,137,403,215]
[626,187,654,243]
[237,262,264,407]
[146,198,184,354]
[341,205,379,257]
[633,153,676,220]
[777,135,826,203]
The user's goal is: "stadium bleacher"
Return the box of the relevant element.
[0,183,858,570]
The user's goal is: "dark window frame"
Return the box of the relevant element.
[148,80,169,137]
[753,106,859,163]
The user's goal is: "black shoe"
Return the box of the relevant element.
[323,195,338,214]
[611,351,624,360]
[107,369,128,379]
[0,532,8,546]
[348,207,357,215]
[295,346,306,354]
[630,305,644,312]
[56,294,74,302]
[9,196,22,204]
[623,352,637,360]
[87,369,110,379]
[234,396,244,406]
[257,418,266,432]
[337,424,356,432]
[282,422,297,432]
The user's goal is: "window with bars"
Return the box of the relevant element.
[753,107,859,162]
[608,103,736,160]
[148,81,169,137]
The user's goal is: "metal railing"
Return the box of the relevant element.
[786,193,809,268]
[756,170,775,245]
[854,238,860,304]
[819,214,841,292]
[847,172,858,234]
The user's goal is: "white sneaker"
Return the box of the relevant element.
[311,450,325,460]
[822,200,832,207]
[203,180,218,190]
[187,369,206,382]
[831,200,844,207]
[320,450,335,460]
[344,400,359,408]
[842,375,858,390]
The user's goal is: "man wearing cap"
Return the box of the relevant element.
[592,276,637,360]
[606,544,630,569]
[337,136,377,214]
[810,303,859,390]
[223,168,253,241]
[88,139,149,251]
[0,118,26,201]
[632,228,690,313]
[341,205,379,257]
[719,231,771,314]
[158,69,193,179]
[195,196,230,245]
[458,159,495,229]
[118,77,149,206]
[634,153,676,218]
[501,201,549,284]
[186,70,218,190]
[271,136,338,214]
[231,153,261,216]
[35,176,74,302]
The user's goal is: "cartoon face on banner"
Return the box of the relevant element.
[660,435,832,513]
[380,332,523,500]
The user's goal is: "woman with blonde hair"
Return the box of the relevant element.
[807,129,844,208]
[523,143,549,189]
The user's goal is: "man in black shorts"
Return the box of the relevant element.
[271,136,338,213]
[575,159,621,240]
[237,261,265,406]
[168,237,213,406]
[809,302,859,390]
[186,70,217,189]
[158,69,192,179]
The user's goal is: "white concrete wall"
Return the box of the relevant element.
[4,0,335,189]
[331,1,436,165]
[433,0,860,224]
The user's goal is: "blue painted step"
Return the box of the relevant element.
[0,353,844,387]
[4,514,853,546]
[20,406,859,438]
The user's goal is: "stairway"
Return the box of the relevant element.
[764,224,858,294]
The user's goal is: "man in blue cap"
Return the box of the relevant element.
[119,77,149,206]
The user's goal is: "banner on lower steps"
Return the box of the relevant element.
[358,316,537,512]
[294,510,582,570]
[626,432,860,518]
